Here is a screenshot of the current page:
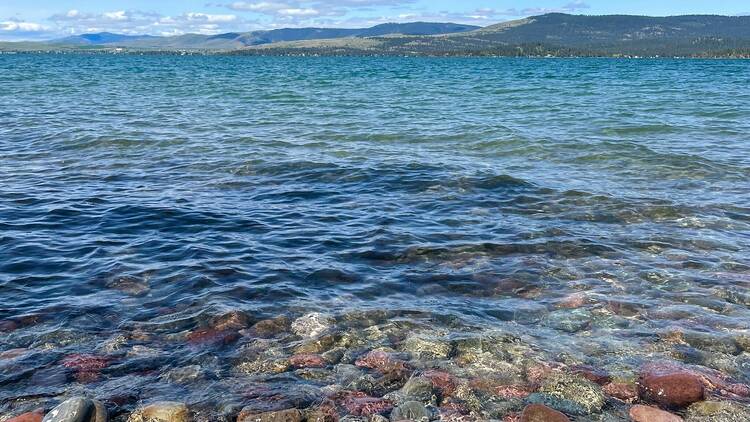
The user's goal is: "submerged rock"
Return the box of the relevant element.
[537,373,604,414]
[519,404,569,422]
[629,405,683,422]
[162,365,204,384]
[106,276,150,297]
[398,377,437,404]
[211,310,252,331]
[422,370,458,398]
[127,402,189,422]
[638,364,704,408]
[42,398,107,422]
[603,381,638,403]
[401,335,452,360]
[6,409,45,422]
[289,354,327,368]
[685,401,750,422]
[292,313,334,338]
[236,409,303,422]
[248,317,290,338]
[340,392,394,416]
[389,401,433,421]
[544,309,591,333]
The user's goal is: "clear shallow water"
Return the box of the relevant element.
[1,55,750,420]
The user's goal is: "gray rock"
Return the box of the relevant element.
[291,313,334,338]
[400,377,436,404]
[538,373,605,414]
[545,309,592,333]
[389,402,433,422]
[682,332,740,355]
[42,397,107,422]
[127,402,189,422]
[685,401,750,422]
[525,393,588,416]
[162,366,204,384]
[237,409,303,422]
[401,336,452,360]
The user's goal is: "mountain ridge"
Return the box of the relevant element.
[3,14,750,57]
[48,22,480,49]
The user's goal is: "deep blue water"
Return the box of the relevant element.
[1,55,749,420]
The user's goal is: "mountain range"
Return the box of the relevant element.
[49,22,480,50]
[3,14,750,57]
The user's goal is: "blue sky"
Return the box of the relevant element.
[1,1,749,41]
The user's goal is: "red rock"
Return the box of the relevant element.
[557,292,588,309]
[520,404,570,422]
[5,409,44,422]
[61,354,110,371]
[423,370,458,396]
[629,405,683,422]
[571,365,612,385]
[0,320,19,332]
[186,328,239,345]
[73,370,101,383]
[725,383,750,397]
[211,310,252,331]
[289,354,326,368]
[639,364,704,408]
[439,402,472,421]
[604,382,639,403]
[248,317,290,338]
[340,392,393,416]
[355,350,410,375]
[525,362,563,386]
[493,385,534,399]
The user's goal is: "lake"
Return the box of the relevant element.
[1,55,749,420]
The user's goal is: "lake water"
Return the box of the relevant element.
[1,55,749,420]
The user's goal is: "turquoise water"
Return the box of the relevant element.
[1,55,749,420]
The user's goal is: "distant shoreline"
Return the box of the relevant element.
[1,50,749,59]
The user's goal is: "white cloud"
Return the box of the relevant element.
[103,11,129,21]
[278,8,319,16]
[185,13,238,23]
[1,21,45,32]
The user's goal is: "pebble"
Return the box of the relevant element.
[6,409,44,422]
[291,313,334,338]
[341,392,394,416]
[544,310,592,333]
[236,409,303,422]
[629,405,683,422]
[211,310,252,331]
[289,354,327,368]
[422,370,457,397]
[127,402,189,422]
[519,404,569,422]
[603,382,638,403]
[685,401,750,422]
[638,364,704,408]
[185,328,239,345]
[538,373,605,414]
[248,317,289,338]
[401,335,453,359]
[570,365,611,385]
[389,401,433,421]
[42,397,107,422]
[162,365,204,383]
[400,377,436,404]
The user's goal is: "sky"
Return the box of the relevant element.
[1,1,749,41]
